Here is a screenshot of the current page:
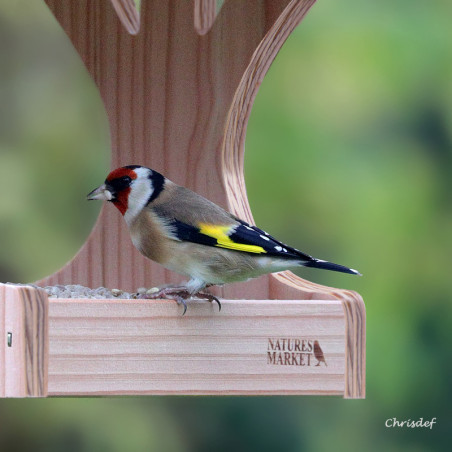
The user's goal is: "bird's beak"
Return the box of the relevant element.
[87,184,114,201]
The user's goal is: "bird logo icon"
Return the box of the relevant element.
[314,341,327,366]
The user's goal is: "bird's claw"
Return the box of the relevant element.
[136,286,221,315]
[195,291,221,312]
[174,295,188,316]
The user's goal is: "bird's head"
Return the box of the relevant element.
[87,165,165,222]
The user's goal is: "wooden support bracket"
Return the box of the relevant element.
[0,283,364,397]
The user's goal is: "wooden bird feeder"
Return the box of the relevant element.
[0,0,365,398]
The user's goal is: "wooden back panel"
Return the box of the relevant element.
[38,0,362,308]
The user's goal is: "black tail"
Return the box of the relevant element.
[304,259,361,276]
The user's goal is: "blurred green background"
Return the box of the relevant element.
[0,0,451,451]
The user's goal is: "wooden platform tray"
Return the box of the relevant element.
[0,283,365,398]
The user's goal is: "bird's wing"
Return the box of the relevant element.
[150,184,313,260]
[172,218,314,260]
[154,210,309,261]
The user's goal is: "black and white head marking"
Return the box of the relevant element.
[146,169,165,205]
[124,166,165,224]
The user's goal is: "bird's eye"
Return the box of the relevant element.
[106,175,132,194]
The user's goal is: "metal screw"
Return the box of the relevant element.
[7,332,12,347]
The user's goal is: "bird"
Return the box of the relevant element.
[87,165,361,314]
[313,340,327,366]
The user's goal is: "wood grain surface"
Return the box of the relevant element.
[110,0,140,34]
[48,297,346,396]
[343,294,366,398]
[194,0,218,35]
[0,287,364,398]
[0,283,48,397]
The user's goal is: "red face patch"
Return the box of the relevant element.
[106,167,138,216]
[106,167,138,182]
[114,189,130,215]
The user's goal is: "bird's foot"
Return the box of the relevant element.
[137,286,190,315]
[191,290,221,312]
[137,286,221,315]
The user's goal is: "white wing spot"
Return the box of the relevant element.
[275,246,283,251]
[351,268,362,276]
[245,226,254,231]
[260,234,270,241]
[283,248,288,253]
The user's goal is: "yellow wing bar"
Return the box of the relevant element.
[199,223,266,254]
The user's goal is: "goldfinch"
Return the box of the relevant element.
[88,165,360,313]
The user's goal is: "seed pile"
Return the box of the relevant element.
[6,283,146,299]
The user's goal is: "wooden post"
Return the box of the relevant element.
[0,0,366,397]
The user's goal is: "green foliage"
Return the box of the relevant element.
[0,0,109,282]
